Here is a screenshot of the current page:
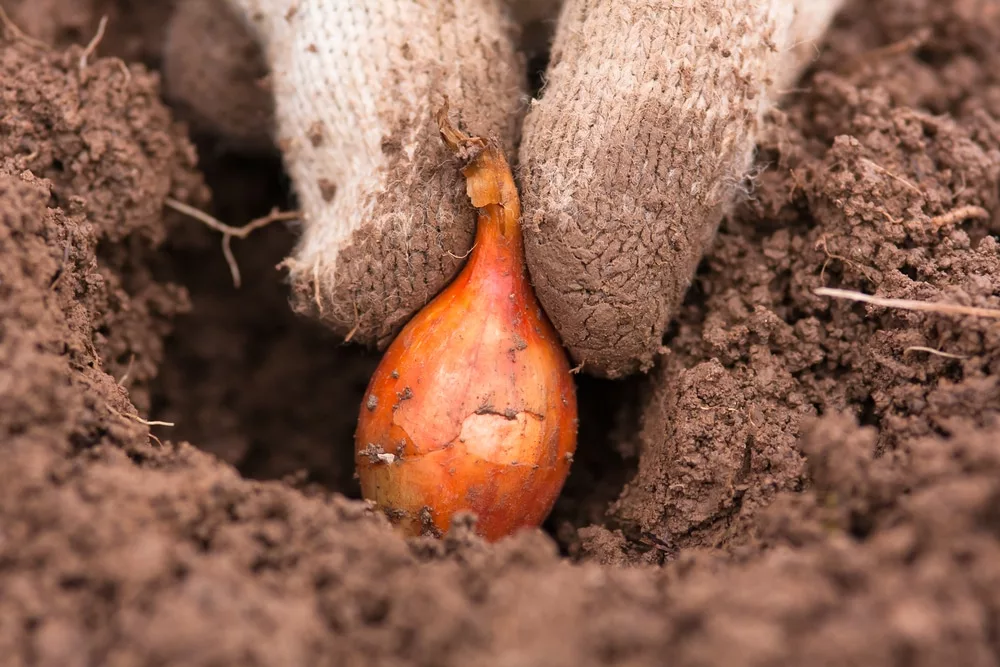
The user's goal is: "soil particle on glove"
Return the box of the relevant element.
[2,0,1000,666]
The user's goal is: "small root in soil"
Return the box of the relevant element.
[114,407,175,428]
[117,353,137,386]
[164,197,300,287]
[928,205,990,229]
[860,158,923,195]
[815,287,1000,319]
[79,15,108,70]
[903,346,968,360]
[841,27,931,74]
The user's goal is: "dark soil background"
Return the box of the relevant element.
[2,0,1000,665]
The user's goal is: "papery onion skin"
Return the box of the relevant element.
[353,113,578,542]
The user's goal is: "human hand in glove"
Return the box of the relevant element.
[167,0,842,378]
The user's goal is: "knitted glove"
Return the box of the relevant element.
[169,0,842,377]
[518,0,843,376]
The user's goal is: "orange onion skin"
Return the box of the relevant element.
[354,134,578,542]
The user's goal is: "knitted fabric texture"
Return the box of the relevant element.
[225,0,526,347]
[221,0,841,376]
[518,0,843,377]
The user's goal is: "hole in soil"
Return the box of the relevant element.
[899,263,919,280]
[544,373,641,552]
[151,137,641,551]
[965,222,992,249]
[858,394,878,428]
[149,139,378,495]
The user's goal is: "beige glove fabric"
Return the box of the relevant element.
[519,0,843,376]
[209,0,842,377]
[221,0,526,347]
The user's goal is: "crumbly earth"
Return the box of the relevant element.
[2,0,1000,665]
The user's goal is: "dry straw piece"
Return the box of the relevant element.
[219,0,843,377]
[815,287,1000,320]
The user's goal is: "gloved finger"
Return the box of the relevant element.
[219,0,526,347]
[518,0,844,378]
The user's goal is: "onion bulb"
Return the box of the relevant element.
[354,108,578,542]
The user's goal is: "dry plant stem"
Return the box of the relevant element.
[861,158,923,195]
[79,15,108,70]
[164,197,300,287]
[815,287,1000,319]
[841,28,931,74]
[107,405,175,428]
[117,353,137,386]
[928,205,990,228]
[903,346,968,360]
[48,243,71,290]
[132,417,176,427]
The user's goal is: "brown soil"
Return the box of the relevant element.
[2,1,1000,665]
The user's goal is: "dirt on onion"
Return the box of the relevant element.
[1,0,1000,665]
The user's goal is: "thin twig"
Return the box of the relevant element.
[117,353,136,386]
[343,299,360,343]
[445,243,476,260]
[861,158,923,196]
[815,234,877,283]
[115,59,131,82]
[929,205,990,228]
[164,198,300,240]
[49,242,71,289]
[0,5,47,49]
[221,235,239,285]
[903,346,968,360]
[131,416,175,427]
[164,197,300,287]
[108,405,175,428]
[815,287,1000,319]
[842,28,931,74]
[79,15,108,70]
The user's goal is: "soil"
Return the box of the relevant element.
[1,0,1000,665]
